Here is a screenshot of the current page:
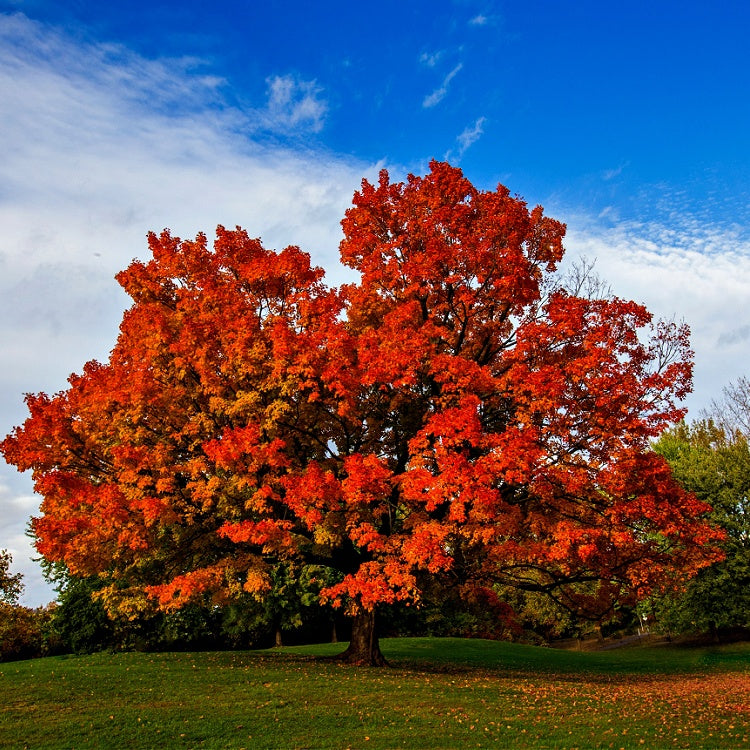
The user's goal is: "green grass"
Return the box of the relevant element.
[1,638,748,749]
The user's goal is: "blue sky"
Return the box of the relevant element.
[11,0,749,217]
[1,0,749,605]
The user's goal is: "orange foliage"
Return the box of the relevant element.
[1,161,722,621]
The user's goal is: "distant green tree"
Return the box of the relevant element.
[379,576,523,641]
[48,570,224,653]
[157,604,222,649]
[51,575,116,653]
[252,563,338,647]
[0,549,24,605]
[44,561,337,653]
[0,551,64,661]
[652,420,750,635]
[0,603,58,661]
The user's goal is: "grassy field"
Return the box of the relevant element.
[0,638,748,749]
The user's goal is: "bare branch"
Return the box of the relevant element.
[702,376,750,437]
[559,256,613,300]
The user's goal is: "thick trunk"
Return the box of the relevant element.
[274,626,283,648]
[336,610,387,666]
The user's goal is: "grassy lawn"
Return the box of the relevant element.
[0,638,748,749]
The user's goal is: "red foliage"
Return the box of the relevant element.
[1,162,723,624]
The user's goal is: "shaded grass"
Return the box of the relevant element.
[0,638,748,749]
[288,636,750,675]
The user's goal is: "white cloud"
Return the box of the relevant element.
[264,74,328,133]
[444,116,487,163]
[0,13,374,606]
[469,14,489,26]
[0,476,50,605]
[718,325,750,346]
[420,50,443,68]
[457,116,486,155]
[602,162,629,181]
[423,63,463,108]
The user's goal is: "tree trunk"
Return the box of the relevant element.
[274,625,283,648]
[336,610,387,666]
[708,620,720,644]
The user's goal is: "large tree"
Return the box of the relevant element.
[2,162,722,664]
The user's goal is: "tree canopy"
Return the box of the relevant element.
[1,162,722,664]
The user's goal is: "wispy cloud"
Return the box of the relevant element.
[445,116,487,161]
[457,116,486,154]
[423,63,463,108]
[469,14,489,26]
[718,325,750,346]
[602,162,629,181]
[264,74,327,133]
[419,50,443,68]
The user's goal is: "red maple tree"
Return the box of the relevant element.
[2,162,722,664]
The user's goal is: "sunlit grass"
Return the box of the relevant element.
[1,638,748,749]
